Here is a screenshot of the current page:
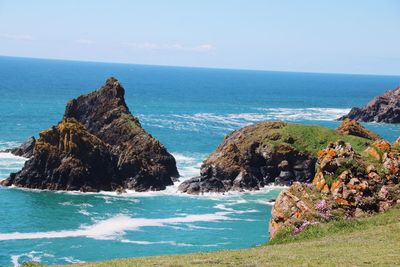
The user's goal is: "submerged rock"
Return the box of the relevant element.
[1,78,179,192]
[3,136,36,158]
[339,86,400,123]
[179,121,372,194]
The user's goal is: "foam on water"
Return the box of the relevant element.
[11,251,54,267]
[138,108,350,133]
[0,152,27,180]
[171,152,206,179]
[120,239,225,247]
[0,141,21,150]
[0,212,233,241]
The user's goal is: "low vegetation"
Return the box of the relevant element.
[23,205,400,267]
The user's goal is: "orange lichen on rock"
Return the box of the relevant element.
[336,119,381,140]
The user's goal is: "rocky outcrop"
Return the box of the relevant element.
[179,122,316,194]
[336,119,380,140]
[269,139,400,239]
[179,122,372,194]
[339,87,400,123]
[3,136,36,158]
[1,78,179,192]
[1,119,120,191]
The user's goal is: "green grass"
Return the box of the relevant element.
[280,123,372,155]
[234,122,372,156]
[22,205,399,267]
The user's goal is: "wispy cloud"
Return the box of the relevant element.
[0,33,34,41]
[122,42,215,52]
[76,39,94,45]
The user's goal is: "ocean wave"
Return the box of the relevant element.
[77,209,91,216]
[214,204,258,214]
[60,257,85,264]
[11,251,54,267]
[138,108,349,133]
[0,212,233,241]
[252,199,275,206]
[0,141,21,150]
[254,107,351,121]
[120,239,228,247]
[59,202,94,208]
[0,152,27,180]
[171,152,206,179]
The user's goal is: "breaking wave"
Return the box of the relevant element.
[0,212,232,241]
[0,152,27,180]
[138,107,350,133]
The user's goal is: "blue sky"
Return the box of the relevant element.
[0,0,399,75]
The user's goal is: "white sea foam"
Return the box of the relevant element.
[253,199,275,206]
[59,202,94,208]
[171,152,206,179]
[60,257,85,264]
[214,204,259,214]
[11,251,54,267]
[120,239,227,247]
[0,152,27,180]
[78,209,91,216]
[0,141,21,150]
[171,153,197,162]
[186,224,232,231]
[138,108,350,133]
[0,212,232,241]
[254,107,351,121]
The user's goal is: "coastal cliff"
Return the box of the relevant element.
[179,121,373,194]
[1,77,179,192]
[340,86,400,123]
[269,135,400,239]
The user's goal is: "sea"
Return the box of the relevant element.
[0,56,399,266]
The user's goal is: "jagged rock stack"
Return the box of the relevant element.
[1,77,179,192]
[340,86,400,123]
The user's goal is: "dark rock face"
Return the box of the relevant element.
[1,119,120,191]
[340,87,400,123]
[1,78,179,192]
[178,122,316,194]
[3,136,36,158]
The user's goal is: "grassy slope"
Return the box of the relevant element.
[234,122,372,156]
[282,124,371,155]
[48,206,400,267]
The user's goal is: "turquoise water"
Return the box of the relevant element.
[0,56,399,266]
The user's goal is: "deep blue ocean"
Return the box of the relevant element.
[0,56,399,266]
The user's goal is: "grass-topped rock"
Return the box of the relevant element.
[179,121,374,194]
[269,137,400,240]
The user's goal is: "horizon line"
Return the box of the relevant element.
[1,54,400,78]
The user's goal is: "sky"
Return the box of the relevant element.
[0,0,399,75]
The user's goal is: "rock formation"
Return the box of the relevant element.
[339,86,400,123]
[179,121,372,194]
[3,136,36,158]
[336,119,380,140]
[269,139,400,239]
[1,77,179,192]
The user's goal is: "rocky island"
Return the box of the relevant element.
[340,86,400,123]
[1,77,179,192]
[179,120,375,194]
